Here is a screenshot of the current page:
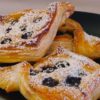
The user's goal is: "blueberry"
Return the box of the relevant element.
[21,32,32,39]
[33,17,42,23]
[6,28,12,33]
[0,16,3,21]
[42,66,57,73]
[65,76,81,87]
[55,61,70,68]
[20,25,27,31]
[21,27,26,31]
[11,20,18,25]
[1,38,12,44]
[78,69,87,77]
[42,77,59,87]
[30,69,39,76]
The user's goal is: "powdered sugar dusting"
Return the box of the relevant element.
[0,10,52,47]
[84,32,100,45]
[29,48,99,99]
[57,47,100,67]
[48,2,58,13]
[29,52,92,87]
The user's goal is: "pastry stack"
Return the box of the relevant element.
[0,2,100,100]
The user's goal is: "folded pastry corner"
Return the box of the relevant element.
[0,2,74,63]
[56,18,100,59]
[0,61,31,92]
[74,29,100,59]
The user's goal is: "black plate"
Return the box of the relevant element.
[71,11,100,37]
[0,11,100,100]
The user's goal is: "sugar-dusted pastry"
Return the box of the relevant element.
[0,2,74,63]
[0,47,99,100]
[54,18,100,59]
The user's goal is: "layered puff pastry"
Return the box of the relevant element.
[55,18,100,59]
[0,2,74,63]
[0,47,100,100]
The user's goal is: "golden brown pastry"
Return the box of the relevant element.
[74,29,100,59]
[59,18,83,32]
[47,34,73,55]
[0,2,74,63]
[0,47,100,100]
[50,18,100,59]
[0,62,30,92]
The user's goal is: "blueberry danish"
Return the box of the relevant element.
[0,2,74,63]
[0,48,99,100]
